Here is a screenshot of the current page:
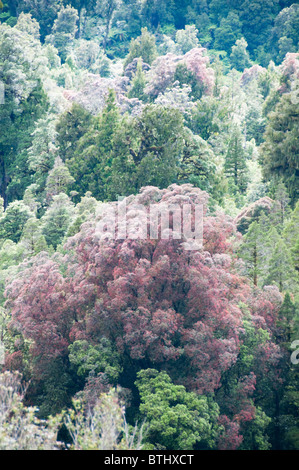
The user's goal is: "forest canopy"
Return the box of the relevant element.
[0,0,298,451]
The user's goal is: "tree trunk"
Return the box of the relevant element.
[103,14,112,51]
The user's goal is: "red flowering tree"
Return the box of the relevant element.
[4,184,282,447]
[146,48,215,98]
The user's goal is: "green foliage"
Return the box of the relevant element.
[56,103,93,163]
[239,198,298,292]
[238,221,263,286]
[230,38,252,71]
[45,156,75,201]
[13,0,63,40]
[224,126,249,194]
[41,193,75,248]
[45,5,79,61]
[124,27,157,67]
[65,89,121,201]
[135,369,219,450]
[239,407,271,450]
[173,62,205,101]
[271,4,299,63]
[187,94,230,141]
[283,201,299,271]
[127,59,147,100]
[175,25,199,54]
[239,0,280,55]
[0,200,33,243]
[0,61,49,204]
[69,338,122,383]
[130,104,185,190]
[14,12,40,39]
[33,358,74,419]
[261,82,299,207]
[178,129,224,203]
[20,217,48,254]
[265,238,297,292]
[213,11,242,52]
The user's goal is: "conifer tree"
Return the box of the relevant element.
[127,59,147,101]
[239,221,262,286]
[230,38,252,71]
[56,103,93,163]
[0,201,33,243]
[261,82,299,207]
[41,193,75,248]
[273,182,291,225]
[178,129,222,202]
[224,127,249,194]
[20,217,48,254]
[270,293,299,449]
[266,238,297,292]
[65,89,120,201]
[45,5,79,61]
[124,27,157,68]
[283,201,299,271]
[276,292,296,345]
[45,156,75,202]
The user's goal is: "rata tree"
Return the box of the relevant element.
[146,48,215,99]
[4,253,76,416]
[4,184,283,447]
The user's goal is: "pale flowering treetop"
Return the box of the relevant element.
[145,47,215,98]
[62,73,131,115]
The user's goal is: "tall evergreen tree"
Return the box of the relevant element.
[65,89,120,201]
[224,127,249,194]
[124,27,157,67]
[230,38,252,71]
[45,156,75,202]
[41,193,75,248]
[127,58,147,101]
[270,293,299,449]
[266,238,297,291]
[45,4,79,61]
[56,103,93,163]
[261,82,299,207]
[239,221,263,286]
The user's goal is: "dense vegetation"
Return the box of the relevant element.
[0,0,298,450]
